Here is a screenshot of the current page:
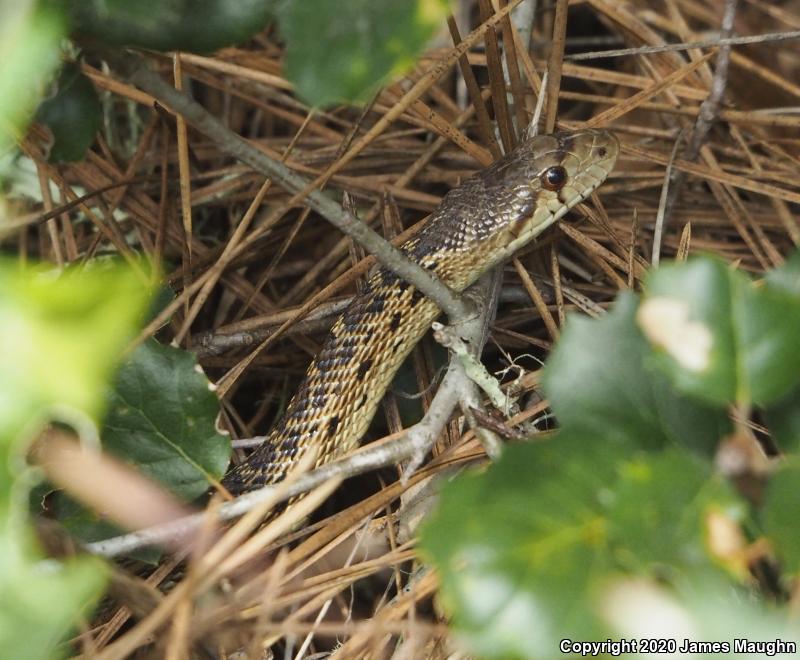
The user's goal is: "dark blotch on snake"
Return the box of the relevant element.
[367,296,385,314]
[357,358,373,379]
[327,416,339,436]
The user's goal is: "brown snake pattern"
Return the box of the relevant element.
[223,129,619,494]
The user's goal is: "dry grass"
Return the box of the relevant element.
[13,0,800,657]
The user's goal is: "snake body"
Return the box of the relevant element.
[223,129,619,494]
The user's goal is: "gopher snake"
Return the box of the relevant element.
[223,129,619,494]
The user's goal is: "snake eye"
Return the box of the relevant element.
[541,165,567,191]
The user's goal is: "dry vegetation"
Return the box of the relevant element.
[15,0,800,657]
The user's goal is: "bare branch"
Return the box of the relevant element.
[566,28,800,61]
[107,53,473,321]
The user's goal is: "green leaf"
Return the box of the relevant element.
[640,257,800,407]
[277,0,450,106]
[0,260,152,447]
[36,63,101,163]
[0,528,108,660]
[421,437,621,657]
[67,0,273,53]
[101,339,230,501]
[762,459,800,575]
[542,293,729,455]
[639,258,739,405]
[0,2,64,155]
[736,277,800,405]
[764,382,800,453]
[607,449,744,576]
[765,249,800,296]
[0,260,152,658]
[421,440,748,658]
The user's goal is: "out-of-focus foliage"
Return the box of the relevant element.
[61,0,450,105]
[276,0,451,105]
[64,0,273,54]
[0,1,64,154]
[0,260,150,659]
[422,252,800,658]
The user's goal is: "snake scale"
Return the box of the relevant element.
[223,129,619,494]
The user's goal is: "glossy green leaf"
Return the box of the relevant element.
[755,251,800,452]
[66,0,273,53]
[762,460,800,575]
[36,63,101,163]
[102,339,230,501]
[421,437,622,657]
[277,0,450,106]
[640,257,800,407]
[736,279,800,405]
[0,2,64,155]
[542,293,729,455]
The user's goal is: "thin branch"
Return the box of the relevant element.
[106,52,472,322]
[660,0,738,244]
[86,311,491,558]
[435,269,507,463]
[88,258,510,559]
[565,28,800,61]
[684,0,738,162]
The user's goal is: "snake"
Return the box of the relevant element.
[223,128,619,494]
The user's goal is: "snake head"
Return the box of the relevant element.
[401,129,619,288]
[480,128,619,262]
[542,128,619,207]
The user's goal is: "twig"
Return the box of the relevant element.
[86,321,488,557]
[107,52,472,322]
[684,0,738,162]
[565,28,800,61]
[660,0,738,245]
[432,321,516,415]
[432,269,509,461]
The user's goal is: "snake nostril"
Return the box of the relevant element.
[598,147,608,158]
